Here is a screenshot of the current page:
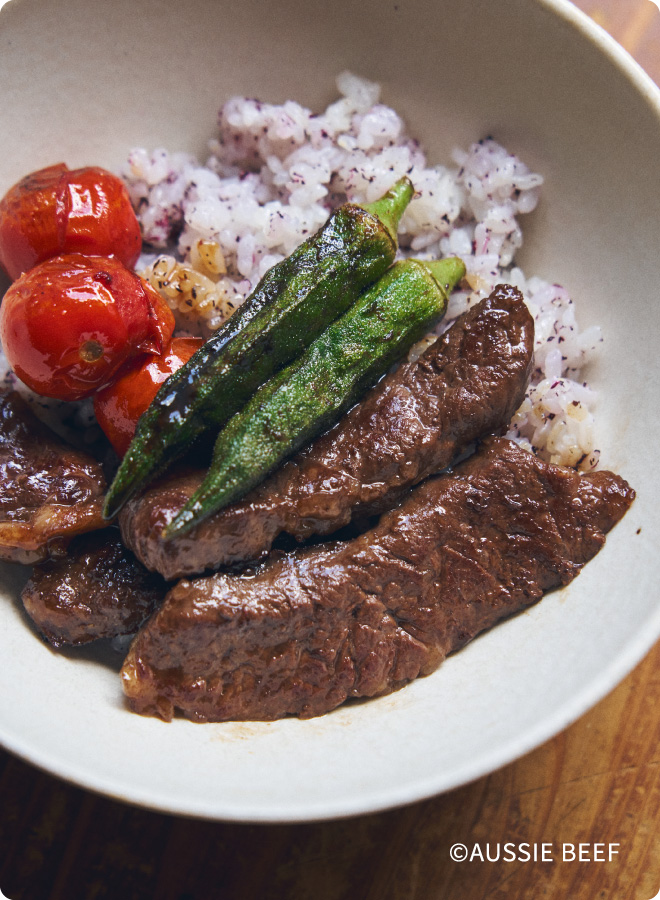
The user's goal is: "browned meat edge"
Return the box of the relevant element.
[0,391,106,563]
[21,528,168,647]
[120,284,535,579]
[121,438,635,723]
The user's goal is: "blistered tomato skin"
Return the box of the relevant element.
[0,254,175,401]
[94,337,203,456]
[0,164,142,280]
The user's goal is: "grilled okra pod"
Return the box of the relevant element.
[163,256,466,538]
[103,177,414,520]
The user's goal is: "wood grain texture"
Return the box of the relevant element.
[581,0,660,83]
[1,2,659,898]
[3,641,660,900]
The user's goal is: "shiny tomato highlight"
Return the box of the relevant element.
[94,336,203,456]
[0,253,175,401]
[0,163,142,280]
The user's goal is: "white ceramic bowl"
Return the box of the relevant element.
[0,0,658,822]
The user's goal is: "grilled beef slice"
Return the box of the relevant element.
[121,438,635,723]
[0,391,106,564]
[120,284,535,579]
[21,529,167,647]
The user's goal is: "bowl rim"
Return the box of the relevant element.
[1,0,660,823]
[543,0,660,115]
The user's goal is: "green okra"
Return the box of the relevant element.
[103,177,414,520]
[163,256,466,539]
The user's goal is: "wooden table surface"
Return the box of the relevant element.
[2,2,659,898]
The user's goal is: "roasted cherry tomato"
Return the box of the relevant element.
[0,163,142,280]
[94,336,203,456]
[0,253,175,401]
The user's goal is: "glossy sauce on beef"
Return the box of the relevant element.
[121,284,535,579]
[21,528,167,647]
[122,439,635,723]
[0,391,106,563]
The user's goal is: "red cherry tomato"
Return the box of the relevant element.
[94,336,203,456]
[0,253,175,401]
[0,163,142,280]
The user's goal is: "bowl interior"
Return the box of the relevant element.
[0,0,658,821]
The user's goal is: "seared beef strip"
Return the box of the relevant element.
[120,284,534,579]
[21,529,167,647]
[122,438,634,723]
[0,391,106,564]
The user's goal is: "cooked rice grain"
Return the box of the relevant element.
[125,72,600,470]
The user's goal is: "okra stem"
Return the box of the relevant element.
[425,257,467,296]
[363,177,414,242]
